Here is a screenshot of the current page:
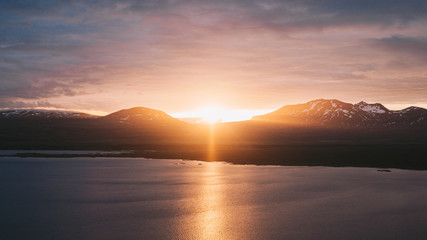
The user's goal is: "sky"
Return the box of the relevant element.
[1,0,427,118]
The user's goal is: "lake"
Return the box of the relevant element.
[1,157,426,240]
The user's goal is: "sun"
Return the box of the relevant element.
[172,106,274,123]
[199,106,223,123]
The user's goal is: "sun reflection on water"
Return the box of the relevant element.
[207,123,217,162]
[196,162,224,239]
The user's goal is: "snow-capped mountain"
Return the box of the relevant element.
[0,109,97,119]
[252,99,427,127]
[100,107,185,125]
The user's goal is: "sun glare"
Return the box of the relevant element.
[199,106,223,123]
[172,106,274,123]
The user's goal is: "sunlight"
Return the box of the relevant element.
[199,106,223,123]
[172,107,274,123]
[197,162,224,239]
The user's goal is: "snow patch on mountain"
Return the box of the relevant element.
[393,106,422,114]
[303,101,320,112]
[355,101,387,114]
[358,105,386,114]
[0,109,96,119]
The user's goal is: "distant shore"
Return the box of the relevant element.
[1,144,426,170]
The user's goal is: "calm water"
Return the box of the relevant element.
[1,157,426,240]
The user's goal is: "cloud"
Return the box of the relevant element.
[0,0,427,112]
[0,99,62,109]
[370,35,427,60]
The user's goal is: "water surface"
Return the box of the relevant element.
[1,157,426,240]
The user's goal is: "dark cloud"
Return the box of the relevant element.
[370,35,427,60]
[0,76,88,99]
[2,0,427,23]
[305,0,427,22]
[0,99,62,109]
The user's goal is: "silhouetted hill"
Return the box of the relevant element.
[102,107,175,121]
[0,106,191,149]
[99,107,187,127]
[252,99,427,128]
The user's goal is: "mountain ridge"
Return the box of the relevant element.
[251,99,427,127]
[1,99,426,127]
[0,109,98,119]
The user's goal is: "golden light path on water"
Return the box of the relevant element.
[171,123,256,239]
[198,122,222,239]
[207,123,217,162]
[196,162,224,239]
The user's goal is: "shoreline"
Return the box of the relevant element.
[1,144,426,170]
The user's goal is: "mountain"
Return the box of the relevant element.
[100,107,186,126]
[0,106,191,149]
[252,99,427,128]
[0,109,97,119]
[0,102,426,167]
